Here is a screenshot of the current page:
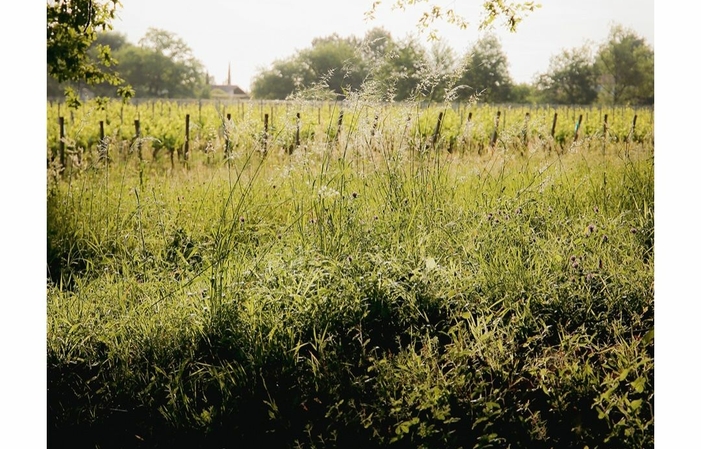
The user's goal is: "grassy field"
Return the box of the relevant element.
[47,99,653,448]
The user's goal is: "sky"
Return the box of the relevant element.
[112,0,654,92]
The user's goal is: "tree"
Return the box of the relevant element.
[595,25,654,105]
[366,0,541,38]
[251,33,369,100]
[47,0,132,105]
[251,56,312,100]
[372,34,431,101]
[509,82,535,104]
[455,34,513,103]
[300,34,368,97]
[85,32,131,97]
[129,28,207,98]
[423,40,458,102]
[360,27,395,66]
[92,31,129,54]
[48,29,208,100]
[536,45,598,104]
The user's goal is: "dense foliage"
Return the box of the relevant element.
[250,24,653,105]
[48,28,209,101]
[47,0,133,105]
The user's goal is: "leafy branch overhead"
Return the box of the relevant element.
[47,0,133,105]
[366,0,542,39]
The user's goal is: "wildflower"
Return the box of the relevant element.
[631,227,638,234]
[352,192,358,199]
[601,235,608,243]
[318,185,340,199]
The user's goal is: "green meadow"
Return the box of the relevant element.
[47,99,653,448]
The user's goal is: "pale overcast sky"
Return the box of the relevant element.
[112,0,654,91]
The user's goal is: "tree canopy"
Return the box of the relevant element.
[454,34,513,103]
[48,28,209,100]
[366,0,541,38]
[47,0,133,105]
[536,45,598,105]
[595,25,654,105]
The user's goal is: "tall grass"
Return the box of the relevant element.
[47,91,653,448]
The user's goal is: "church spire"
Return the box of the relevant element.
[227,62,231,86]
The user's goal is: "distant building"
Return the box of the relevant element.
[209,63,249,99]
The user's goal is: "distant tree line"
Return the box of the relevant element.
[48,24,652,106]
[48,28,210,101]
[251,24,653,105]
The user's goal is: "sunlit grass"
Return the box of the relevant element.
[47,96,653,448]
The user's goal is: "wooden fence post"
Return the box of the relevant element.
[263,113,269,152]
[626,114,638,142]
[225,113,232,160]
[551,112,558,138]
[184,114,190,162]
[295,112,301,151]
[59,116,65,168]
[99,120,108,166]
[522,112,530,146]
[134,119,142,160]
[625,114,638,156]
[573,114,583,142]
[603,114,609,137]
[490,110,501,148]
[431,111,444,149]
[335,110,344,143]
[603,113,609,154]
[465,111,473,154]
